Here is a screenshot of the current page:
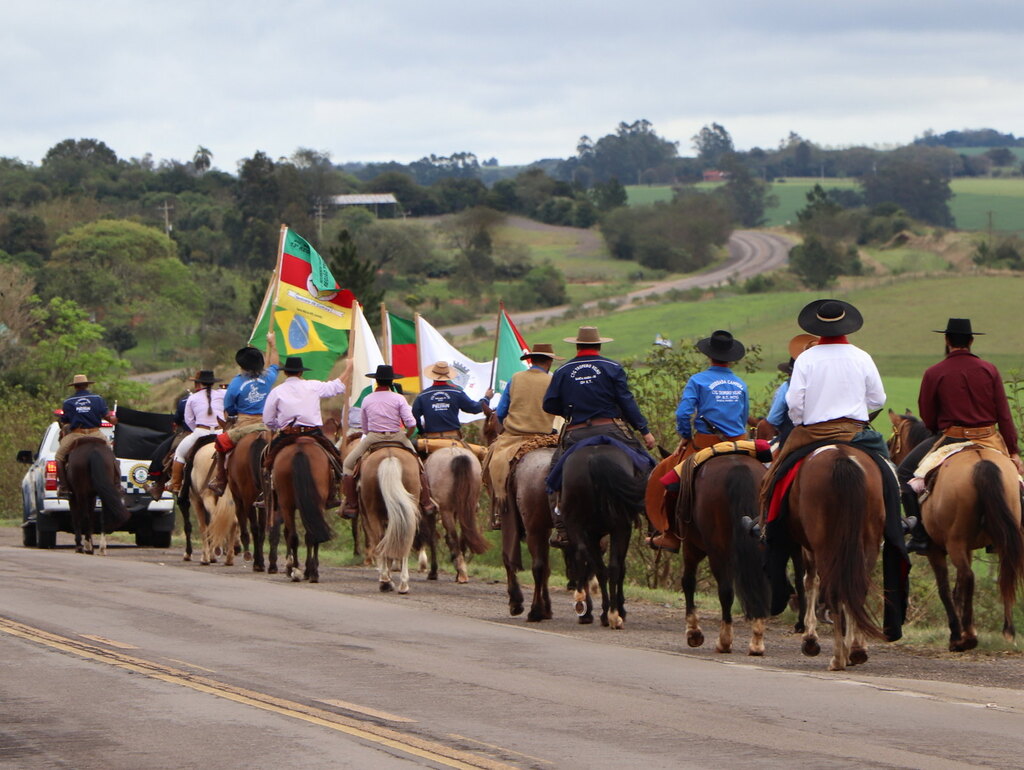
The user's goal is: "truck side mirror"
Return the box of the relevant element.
[16,450,35,464]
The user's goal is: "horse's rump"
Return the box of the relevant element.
[274,440,333,544]
[68,438,129,530]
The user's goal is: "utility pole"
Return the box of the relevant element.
[314,199,325,245]
[988,211,994,248]
[157,200,173,235]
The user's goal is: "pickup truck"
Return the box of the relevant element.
[17,407,177,548]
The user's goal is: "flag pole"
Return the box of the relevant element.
[414,312,423,392]
[342,300,360,438]
[380,302,390,365]
[249,225,288,344]
[489,301,503,390]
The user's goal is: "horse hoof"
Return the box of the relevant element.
[609,615,624,630]
[578,614,593,625]
[183,554,192,562]
[527,610,545,623]
[268,566,278,574]
[214,546,223,557]
[962,637,978,651]
[793,622,806,634]
[687,630,704,648]
[398,585,409,595]
[427,572,438,581]
[510,604,524,617]
[309,576,319,584]
[456,575,469,584]
[379,581,394,593]
[849,649,868,666]
[828,659,846,672]
[244,551,252,562]
[715,644,731,653]
[290,569,302,582]
[253,564,265,573]
[574,600,587,616]
[748,648,765,657]
[802,638,821,657]
[600,614,609,627]
[200,560,210,566]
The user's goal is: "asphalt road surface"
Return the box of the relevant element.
[3,533,1023,770]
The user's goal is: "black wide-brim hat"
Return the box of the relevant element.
[192,369,222,386]
[366,364,396,380]
[797,299,863,336]
[933,318,984,335]
[695,330,745,362]
[281,356,311,374]
[778,358,795,375]
[235,346,264,371]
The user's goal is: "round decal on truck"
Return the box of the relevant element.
[128,463,150,488]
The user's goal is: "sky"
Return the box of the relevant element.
[4,1,1024,172]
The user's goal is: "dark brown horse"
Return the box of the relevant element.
[920,447,1024,650]
[66,437,129,555]
[679,454,770,655]
[787,445,886,670]
[887,408,933,465]
[267,438,334,582]
[561,444,646,628]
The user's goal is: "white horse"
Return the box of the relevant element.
[360,449,421,594]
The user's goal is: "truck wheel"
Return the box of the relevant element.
[36,529,57,549]
[23,522,37,548]
[150,531,172,549]
[134,529,153,547]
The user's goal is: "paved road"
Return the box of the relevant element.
[3,542,1022,769]
[440,230,793,338]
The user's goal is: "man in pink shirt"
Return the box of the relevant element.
[341,364,437,519]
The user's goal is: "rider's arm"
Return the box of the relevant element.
[674,378,699,438]
[495,384,511,422]
[864,358,886,413]
[266,332,280,367]
[786,363,807,426]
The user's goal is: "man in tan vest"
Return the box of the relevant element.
[482,343,562,529]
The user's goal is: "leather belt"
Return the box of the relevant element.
[282,425,319,435]
[195,424,217,429]
[566,417,618,432]
[71,427,101,434]
[423,430,462,439]
[943,424,996,440]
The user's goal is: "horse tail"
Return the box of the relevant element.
[90,446,128,530]
[727,463,770,620]
[206,492,237,552]
[292,448,333,545]
[819,453,884,640]
[452,452,488,555]
[377,455,418,560]
[974,459,1024,606]
[588,451,645,526]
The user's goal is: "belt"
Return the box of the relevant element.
[943,424,997,440]
[810,418,867,428]
[423,430,462,439]
[70,427,101,434]
[282,425,319,435]
[195,424,217,429]
[566,417,618,432]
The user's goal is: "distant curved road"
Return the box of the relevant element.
[441,229,794,337]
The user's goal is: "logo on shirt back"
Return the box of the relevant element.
[72,396,94,413]
[569,363,602,385]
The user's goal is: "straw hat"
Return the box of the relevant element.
[68,374,93,387]
[520,343,564,361]
[563,326,613,344]
[423,361,455,381]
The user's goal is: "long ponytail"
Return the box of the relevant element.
[204,386,213,417]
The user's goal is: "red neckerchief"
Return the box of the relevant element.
[432,381,451,387]
[575,348,601,357]
[818,335,849,345]
[374,385,391,392]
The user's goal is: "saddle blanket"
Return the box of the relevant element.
[672,438,773,477]
[545,435,655,494]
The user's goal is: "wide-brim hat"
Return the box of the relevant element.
[235,346,264,371]
[695,330,745,362]
[366,364,396,380]
[778,358,795,375]
[788,333,819,360]
[192,369,222,386]
[68,373,94,387]
[281,356,311,374]
[423,361,454,381]
[933,318,984,335]
[563,326,613,344]
[520,343,564,361]
[797,299,863,336]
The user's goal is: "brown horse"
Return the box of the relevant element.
[267,438,334,582]
[920,447,1024,650]
[887,408,934,466]
[679,454,770,655]
[424,446,488,583]
[359,447,421,593]
[787,445,886,670]
[66,437,129,555]
[225,430,269,570]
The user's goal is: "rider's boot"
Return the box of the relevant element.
[419,469,438,516]
[207,451,227,495]
[325,471,342,510]
[340,474,358,520]
[548,494,569,549]
[645,488,681,553]
[902,490,930,554]
[167,460,185,495]
[56,460,70,498]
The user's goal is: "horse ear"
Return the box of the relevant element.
[904,408,912,416]
[888,409,899,427]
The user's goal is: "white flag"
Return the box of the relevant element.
[416,315,494,424]
[348,301,386,409]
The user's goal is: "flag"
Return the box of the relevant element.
[384,310,420,395]
[493,304,530,394]
[348,301,385,409]
[250,227,354,380]
[416,314,494,423]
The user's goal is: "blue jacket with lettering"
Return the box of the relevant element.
[412,383,486,433]
[543,353,648,432]
[674,365,749,439]
[61,390,109,429]
[224,364,280,416]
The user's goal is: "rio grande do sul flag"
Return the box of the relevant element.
[250,227,354,380]
[493,303,529,394]
[384,310,420,395]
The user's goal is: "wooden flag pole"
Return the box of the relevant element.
[488,301,503,390]
[414,312,423,392]
[249,225,288,344]
[380,302,390,365]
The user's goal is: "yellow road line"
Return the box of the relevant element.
[164,657,218,673]
[319,698,418,723]
[0,616,516,770]
[448,734,555,766]
[79,634,138,649]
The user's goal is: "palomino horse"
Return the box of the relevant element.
[921,447,1024,651]
[267,438,334,582]
[66,437,129,555]
[680,455,770,655]
[424,445,489,583]
[887,408,933,465]
[561,444,646,628]
[787,445,887,670]
[205,491,242,565]
[179,438,220,565]
[359,447,421,593]
[500,447,558,621]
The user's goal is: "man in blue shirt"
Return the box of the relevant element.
[412,361,494,437]
[55,373,117,496]
[765,334,817,449]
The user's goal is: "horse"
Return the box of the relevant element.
[920,446,1024,651]
[179,439,220,565]
[65,437,129,555]
[787,445,887,671]
[359,447,421,593]
[424,445,489,583]
[267,438,334,582]
[679,454,771,655]
[224,430,269,571]
[561,444,646,628]
[205,491,242,565]
[887,408,933,466]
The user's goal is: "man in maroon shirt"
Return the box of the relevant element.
[900,318,1022,552]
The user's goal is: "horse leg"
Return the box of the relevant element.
[250,502,266,572]
[681,542,705,647]
[441,507,468,584]
[397,553,410,594]
[829,605,850,671]
[527,531,553,622]
[606,528,628,630]
[286,517,301,582]
[801,557,821,657]
[181,503,193,562]
[305,541,319,584]
[790,547,808,634]
[709,555,734,653]
[926,549,963,650]
[378,552,394,592]
[351,514,361,558]
[267,515,280,574]
[571,543,594,624]
[950,544,978,651]
[849,625,869,666]
[420,509,439,580]
[749,618,767,657]
[589,537,611,628]
[502,513,525,617]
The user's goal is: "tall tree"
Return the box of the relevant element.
[193,146,213,175]
[692,123,734,167]
[860,157,954,227]
[325,229,384,316]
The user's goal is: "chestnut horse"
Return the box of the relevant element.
[66,437,129,555]
[788,445,886,670]
[887,408,934,466]
[267,438,334,582]
[225,430,268,570]
[680,454,770,655]
[424,446,489,583]
[359,447,421,593]
[921,447,1024,651]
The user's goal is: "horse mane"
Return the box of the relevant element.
[903,415,933,447]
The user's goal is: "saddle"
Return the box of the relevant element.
[416,436,486,460]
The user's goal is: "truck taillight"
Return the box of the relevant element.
[45,460,58,491]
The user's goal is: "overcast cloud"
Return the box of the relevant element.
[4,1,1023,171]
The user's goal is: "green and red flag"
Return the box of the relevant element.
[250,227,354,380]
[384,310,420,394]
[493,303,529,393]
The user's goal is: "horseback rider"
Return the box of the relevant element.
[167,370,225,494]
[261,355,353,510]
[207,333,280,494]
[765,334,818,448]
[900,318,1023,553]
[341,364,438,519]
[482,342,562,530]
[646,330,749,553]
[55,374,118,497]
[542,326,656,548]
[143,378,199,499]
[412,361,495,440]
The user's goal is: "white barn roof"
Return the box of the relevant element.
[329,193,398,206]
